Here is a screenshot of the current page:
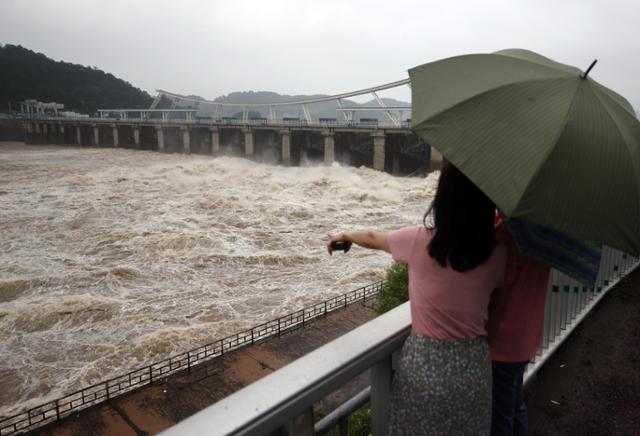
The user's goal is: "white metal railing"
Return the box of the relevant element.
[155,79,411,108]
[525,246,637,382]
[161,304,411,436]
[97,109,197,122]
[161,247,638,436]
[22,115,412,129]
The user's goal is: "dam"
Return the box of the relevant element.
[18,78,442,175]
[21,115,436,176]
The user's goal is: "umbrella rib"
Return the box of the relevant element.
[589,86,640,228]
[590,81,636,116]
[590,85,640,141]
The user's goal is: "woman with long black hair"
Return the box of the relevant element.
[327,163,506,435]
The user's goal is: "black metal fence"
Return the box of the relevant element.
[0,281,383,435]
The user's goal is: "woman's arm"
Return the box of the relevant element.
[327,231,391,255]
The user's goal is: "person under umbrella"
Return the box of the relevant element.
[488,218,550,436]
[409,48,640,436]
[327,163,506,435]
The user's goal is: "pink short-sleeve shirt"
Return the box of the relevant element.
[388,226,506,340]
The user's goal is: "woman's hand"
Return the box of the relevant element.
[327,233,352,255]
[326,231,390,255]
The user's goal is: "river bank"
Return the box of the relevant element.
[30,302,378,435]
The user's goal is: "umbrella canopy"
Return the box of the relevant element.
[410,49,640,256]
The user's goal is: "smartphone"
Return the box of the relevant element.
[330,240,351,252]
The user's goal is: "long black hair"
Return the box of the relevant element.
[423,163,497,272]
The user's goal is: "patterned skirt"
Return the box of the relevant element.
[388,333,492,436]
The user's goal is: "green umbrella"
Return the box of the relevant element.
[410,49,640,256]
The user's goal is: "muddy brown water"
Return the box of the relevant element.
[0,142,437,417]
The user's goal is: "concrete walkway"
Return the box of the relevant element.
[527,267,640,435]
[32,303,377,436]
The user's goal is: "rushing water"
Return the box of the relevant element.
[0,142,438,417]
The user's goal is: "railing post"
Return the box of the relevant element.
[561,287,569,329]
[371,355,393,435]
[338,416,349,436]
[286,407,315,436]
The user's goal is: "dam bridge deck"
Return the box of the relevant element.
[20,115,438,175]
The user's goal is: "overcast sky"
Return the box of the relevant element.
[1,0,639,107]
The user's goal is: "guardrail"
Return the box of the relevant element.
[526,247,636,381]
[21,116,413,129]
[161,247,639,436]
[0,282,383,436]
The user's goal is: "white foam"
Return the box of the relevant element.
[0,143,438,417]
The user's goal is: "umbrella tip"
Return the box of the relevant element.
[581,59,598,79]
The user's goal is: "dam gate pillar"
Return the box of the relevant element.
[112,125,119,147]
[155,126,165,152]
[323,131,335,164]
[243,128,254,157]
[42,123,48,143]
[181,126,191,154]
[372,132,386,171]
[58,124,65,144]
[209,127,220,155]
[280,129,291,165]
[33,123,40,143]
[133,127,140,149]
[93,125,100,146]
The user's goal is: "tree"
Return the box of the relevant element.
[0,44,153,114]
[374,262,409,314]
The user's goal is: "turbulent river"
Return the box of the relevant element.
[0,142,438,417]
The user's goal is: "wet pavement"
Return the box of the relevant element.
[527,267,640,436]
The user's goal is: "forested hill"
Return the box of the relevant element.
[0,44,152,114]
